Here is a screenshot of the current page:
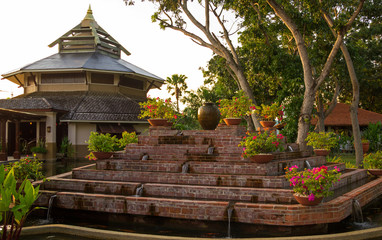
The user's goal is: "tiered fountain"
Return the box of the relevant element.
[35,125,382,237]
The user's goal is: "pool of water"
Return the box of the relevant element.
[42,158,92,177]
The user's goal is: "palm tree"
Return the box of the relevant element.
[166,74,188,112]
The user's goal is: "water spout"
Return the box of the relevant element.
[142,154,148,160]
[352,199,364,223]
[227,202,235,238]
[305,160,312,169]
[134,184,144,197]
[47,194,57,221]
[208,147,214,155]
[288,146,294,152]
[182,162,189,173]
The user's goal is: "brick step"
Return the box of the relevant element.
[34,177,382,226]
[73,166,364,189]
[41,178,296,204]
[97,156,345,176]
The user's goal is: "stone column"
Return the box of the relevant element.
[45,112,57,161]
[0,119,6,161]
[13,120,21,159]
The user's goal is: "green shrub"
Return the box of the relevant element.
[306,132,338,150]
[86,132,118,153]
[364,151,382,169]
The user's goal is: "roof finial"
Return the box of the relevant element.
[83,4,95,21]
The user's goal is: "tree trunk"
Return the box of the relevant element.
[315,95,326,132]
[297,86,316,150]
[342,44,363,167]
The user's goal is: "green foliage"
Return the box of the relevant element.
[115,131,138,151]
[30,138,47,154]
[364,151,382,169]
[326,155,356,169]
[86,132,118,153]
[306,132,338,150]
[138,97,177,121]
[238,131,285,157]
[285,165,341,201]
[362,122,382,152]
[5,156,44,181]
[218,93,255,118]
[0,165,41,239]
[254,102,284,121]
[59,136,74,158]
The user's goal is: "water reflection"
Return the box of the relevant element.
[42,159,92,177]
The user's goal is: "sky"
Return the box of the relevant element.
[0,0,215,100]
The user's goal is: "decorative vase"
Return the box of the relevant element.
[249,154,274,164]
[92,152,113,160]
[362,142,370,153]
[314,149,330,156]
[260,121,276,128]
[293,194,323,206]
[223,118,242,126]
[198,102,221,130]
[148,118,167,127]
[367,169,382,177]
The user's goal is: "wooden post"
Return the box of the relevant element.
[0,119,6,161]
[13,120,20,159]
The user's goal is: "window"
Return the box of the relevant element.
[41,73,85,84]
[91,73,114,84]
[119,75,144,90]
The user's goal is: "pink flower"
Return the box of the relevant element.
[252,136,257,140]
[308,193,315,201]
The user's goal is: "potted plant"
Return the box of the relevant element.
[114,131,138,151]
[285,165,341,206]
[5,155,45,182]
[363,151,382,176]
[306,132,338,156]
[138,97,177,126]
[86,132,118,159]
[361,139,370,153]
[218,94,255,126]
[30,138,47,160]
[238,131,285,163]
[254,102,284,128]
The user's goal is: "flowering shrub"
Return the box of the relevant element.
[306,131,338,150]
[363,151,382,169]
[218,94,255,118]
[5,155,44,181]
[285,165,341,201]
[238,131,285,157]
[138,97,177,121]
[115,131,138,151]
[254,102,284,121]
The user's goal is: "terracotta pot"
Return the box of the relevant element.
[260,121,276,128]
[198,102,221,130]
[362,142,370,153]
[223,118,242,126]
[148,118,167,127]
[92,152,113,160]
[293,194,323,206]
[367,169,382,177]
[313,149,330,156]
[249,154,274,164]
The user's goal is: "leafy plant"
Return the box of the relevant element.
[138,97,177,121]
[254,102,284,121]
[306,132,338,150]
[0,166,41,240]
[5,156,44,181]
[86,132,118,153]
[326,155,356,169]
[115,131,138,151]
[59,136,74,158]
[364,151,382,169]
[238,131,285,157]
[30,138,47,154]
[285,165,341,201]
[362,122,382,152]
[218,93,255,118]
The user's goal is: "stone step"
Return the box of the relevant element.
[96,156,344,176]
[34,177,382,226]
[73,165,362,189]
[41,178,296,204]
